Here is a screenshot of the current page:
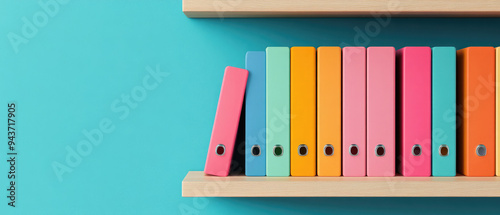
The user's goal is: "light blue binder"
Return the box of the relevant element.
[431,47,456,176]
[245,51,266,176]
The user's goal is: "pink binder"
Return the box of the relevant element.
[342,47,367,177]
[367,47,396,177]
[397,47,431,177]
[204,66,248,176]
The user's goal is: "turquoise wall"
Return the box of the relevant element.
[0,1,499,214]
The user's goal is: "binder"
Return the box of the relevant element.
[266,47,290,176]
[366,47,395,177]
[317,47,342,176]
[457,47,495,176]
[342,47,366,177]
[497,47,500,176]
[397,47,431,177]
[204,66,248,176]
[431,47,456,177]
[245,51,266,176]
[290,47,316,176]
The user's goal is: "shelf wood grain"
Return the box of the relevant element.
[183,0,500,18]
[182,171,500,197]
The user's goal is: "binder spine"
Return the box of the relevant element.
[367,47,396,177]
[290,47,317,176]
[457,47,495,176]
[342,47,367,177]
[245,51,266,176]
[317,47,342,176]
[204,66,248,176]
[431,47,456,176]
[496,47,500,176]
[266,47,290,176]
[397,47,431,177]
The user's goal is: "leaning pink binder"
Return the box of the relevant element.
[342,47,367,177]
[204,66,248,176]
[367,47,396,177]
[397,47,431,177]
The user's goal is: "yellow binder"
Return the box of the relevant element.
[290,47,317,176]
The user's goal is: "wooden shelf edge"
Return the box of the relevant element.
[182,171,500,197]
[183,0,500,18]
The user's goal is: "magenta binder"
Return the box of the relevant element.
[367,47,396,177]
[204,66,248,176]
[397,47,431,177]
[342,47,367,177]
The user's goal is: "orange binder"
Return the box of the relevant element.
[457,47,496,176]
[497,47,500,176]
[290,47,317,176]
[317,47,341,176]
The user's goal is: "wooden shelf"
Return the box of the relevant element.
[183,0,500,18]
[182,171,500,197]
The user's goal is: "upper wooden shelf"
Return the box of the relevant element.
[183,0,500,18]
[182,171,500,197]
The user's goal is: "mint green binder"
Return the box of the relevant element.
[266,47,290,176]
[431,47,456,176]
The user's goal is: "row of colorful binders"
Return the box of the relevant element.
[204,46,500,177]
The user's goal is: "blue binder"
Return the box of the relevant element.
[245,51,266,176]
[431,47,456,176]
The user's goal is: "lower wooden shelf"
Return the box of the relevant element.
[182,171,500,197]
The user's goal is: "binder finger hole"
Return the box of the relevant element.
[375,144,385,157]
[412,144,421,156]
[251,144,261,156]
[439,144,449,156]
[215,144,225,156]
[298,144,308,156]
[273,145,283,157]
[349,144,359,156]
[476,144,487,156]
[324,144,334,156]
